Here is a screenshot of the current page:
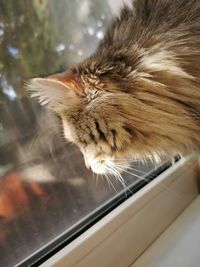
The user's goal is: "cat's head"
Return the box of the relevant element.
[27,60,198,174]
[27,70,139,174]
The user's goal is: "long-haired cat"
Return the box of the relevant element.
[27,0,200,175]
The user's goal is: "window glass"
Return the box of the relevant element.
[0,1,170,266]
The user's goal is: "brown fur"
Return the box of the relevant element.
[27,0,200,173]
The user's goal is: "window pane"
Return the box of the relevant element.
[0,1,170,266]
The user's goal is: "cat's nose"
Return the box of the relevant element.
[86,161,106,172]
[87,165,91,171]
[84,157,91,170]
[85,162,91,171]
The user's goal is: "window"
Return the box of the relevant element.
[0,1,173,266]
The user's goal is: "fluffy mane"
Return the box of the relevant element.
[27,0,200,174]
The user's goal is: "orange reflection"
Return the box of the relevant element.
[0,172,45,240]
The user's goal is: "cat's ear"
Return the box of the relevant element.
[27,72,84,111]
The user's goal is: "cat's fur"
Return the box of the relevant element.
[28,0,200,174]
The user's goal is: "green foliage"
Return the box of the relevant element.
[0,0,110,102]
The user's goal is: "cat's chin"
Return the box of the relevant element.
[87,158,130,175]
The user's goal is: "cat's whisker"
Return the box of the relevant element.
[103,173,111,190]
[29,125,57,151]
[115,165,183,199]
[107,165,133,196]
[114,158,142,164]
[106,167,122,191]
[114,163,147,174]
[91,171,95,184]
[114,165,147,180]
[95,173,99,187]
[29,128,50,151]
[114,154,162,166]
[49,135,57,165]
[109,166,125,186]
[126,166,147,174]
[104,172,118,192]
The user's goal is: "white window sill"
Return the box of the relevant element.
[132,195,200,267]
[41,155,199,267]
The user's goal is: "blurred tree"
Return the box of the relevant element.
[0,0,60,101]
[0,0,110,102]
[0,0,111,147]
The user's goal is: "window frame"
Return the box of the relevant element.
[40,154,199,267]
[16,160,173,267]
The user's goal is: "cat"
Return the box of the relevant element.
[27,0,200,175]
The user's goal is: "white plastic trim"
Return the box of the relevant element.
[41,155,199,267]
